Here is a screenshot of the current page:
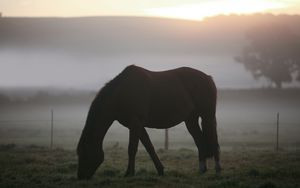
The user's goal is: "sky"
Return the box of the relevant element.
[1,0,300,20]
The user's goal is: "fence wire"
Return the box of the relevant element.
[0,116,299,150]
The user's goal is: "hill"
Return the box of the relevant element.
[1,14,299,57]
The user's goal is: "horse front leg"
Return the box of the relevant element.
[140,127,164,176]
[125,119,141,177]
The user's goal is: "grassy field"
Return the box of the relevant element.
[0,144,299,188]
[0,89,299,187]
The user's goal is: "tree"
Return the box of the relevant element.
[235,24,300,88]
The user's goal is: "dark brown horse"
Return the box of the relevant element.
[77,65,221,179]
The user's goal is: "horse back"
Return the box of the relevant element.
[112,65,216,127]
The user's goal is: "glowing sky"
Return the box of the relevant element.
[1,0,299,20]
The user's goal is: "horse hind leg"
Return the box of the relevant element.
[202,118,222,174]
[185,116,207,174]
[140,127,164,176]
[214,147,221,174]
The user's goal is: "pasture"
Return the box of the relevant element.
[0,89,300,187]
[0,144,299,188]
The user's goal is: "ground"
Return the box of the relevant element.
[0,144,299,188]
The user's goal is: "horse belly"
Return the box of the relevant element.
[146,89,194,128]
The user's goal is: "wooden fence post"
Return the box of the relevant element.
[50,109,54,149]
[276,112,279,151]
[165,129,169,150]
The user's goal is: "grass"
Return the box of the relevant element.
[0,144,299,188]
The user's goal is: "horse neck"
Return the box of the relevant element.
[82,100,113,150]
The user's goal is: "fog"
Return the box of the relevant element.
[1,15,299,90]
[0,50,261,89]
[0,89,299,150]
[0,15,300,151]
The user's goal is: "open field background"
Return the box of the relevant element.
[0,89,299,150]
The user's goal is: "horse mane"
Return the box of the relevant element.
[93,78,119,104]
[94,65,134,103]
[77,66,134,155]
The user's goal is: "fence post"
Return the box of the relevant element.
[165,129,169,150]
[276,112,279,151]
[50,109,54,149]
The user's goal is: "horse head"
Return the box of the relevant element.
[77,133,104,180]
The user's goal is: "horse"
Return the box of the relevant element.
[77,65,221,180]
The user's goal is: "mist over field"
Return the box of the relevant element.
[0,89,299,151]
[1,14,300,90]
[0,11,300,187]
[1,14,300,149]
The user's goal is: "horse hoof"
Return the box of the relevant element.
[215,165,222,174]
[124,174,133,177]
[124,171,135,177]
[158,170,164,176]
[157,166,164,176]
[200,167,207,174]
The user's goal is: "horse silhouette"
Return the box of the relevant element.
[77,65,221,179]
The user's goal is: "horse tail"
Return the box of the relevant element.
[202,76,220,158]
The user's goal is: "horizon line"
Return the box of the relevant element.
[1,13,300,22]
